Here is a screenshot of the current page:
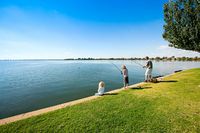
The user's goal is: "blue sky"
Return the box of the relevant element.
[0,0,199,59]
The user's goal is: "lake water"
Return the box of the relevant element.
[0,60,199,119]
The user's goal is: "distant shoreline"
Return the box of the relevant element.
[0,56,200,62]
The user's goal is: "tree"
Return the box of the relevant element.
[163,0,200,52]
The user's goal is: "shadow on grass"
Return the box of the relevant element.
[103,93,118,96]
[130,86,152,90]
[158,80,178,83]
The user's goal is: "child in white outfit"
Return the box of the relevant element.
[95,81,105,96]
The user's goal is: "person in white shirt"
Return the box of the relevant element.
[95,81,105,96]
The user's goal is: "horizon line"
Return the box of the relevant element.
[0,56,200,61]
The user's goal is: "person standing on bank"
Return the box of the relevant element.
[121,65,129,89]
[143,56,153,82]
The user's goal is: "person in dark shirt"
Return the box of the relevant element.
[143,56,153,82]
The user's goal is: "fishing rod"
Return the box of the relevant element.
[110,63,122,74]
[131,60,144,67]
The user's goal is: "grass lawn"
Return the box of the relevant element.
[1,68,200,132]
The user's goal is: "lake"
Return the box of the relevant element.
[0,60,199,119]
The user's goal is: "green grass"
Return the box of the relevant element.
[1,68,200,133]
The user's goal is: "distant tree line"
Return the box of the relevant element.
[64,56,200,61]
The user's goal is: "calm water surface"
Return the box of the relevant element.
[0,60,199,118]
